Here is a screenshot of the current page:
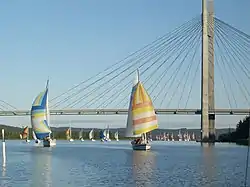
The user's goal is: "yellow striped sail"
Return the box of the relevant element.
[131,82,158,135]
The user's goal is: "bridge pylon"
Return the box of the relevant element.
[201,0,215,142]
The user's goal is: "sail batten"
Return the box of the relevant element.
[131,82,158,135]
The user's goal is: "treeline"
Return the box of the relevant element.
[218,116,250,145]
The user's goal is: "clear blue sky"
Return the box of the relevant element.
[0,0,249,128]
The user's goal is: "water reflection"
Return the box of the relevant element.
[132,151,156,187]
[31,147,52,187]
[201,143,217,186]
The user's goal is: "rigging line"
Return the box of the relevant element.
[167,33,201,108]
[215,21,250,78]
[184,52,200,109]
[216,24,250,99]
[102,21,202,109]
[0,100,18,110]
[151,24,202,103]
[155,28,201,106]
[81,21,201,109]
[143,21,202,93]
[177,36,201,108]
[50,16,201,103]
[214,50,233,108]
[54,20,199,109]
[215,30,250,106]
[214,17,250,40]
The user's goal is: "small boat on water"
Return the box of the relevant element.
[126,70,158,151]
[114,130,119,141]
[79,129,84,141]
[20,126,30,143]
[66,125,74,142]
[89,129,95,141]
[100,130,107,142]
[30,79,56,147]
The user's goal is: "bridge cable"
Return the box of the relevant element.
[177,34,201,108]
[81,19,201,109]
[207,19,235,108]
[51,15,201,108]
[165,30,202,108]
[116,20,202,108]
[117,20,201,108]
[214,20,250,106]
[154,25,201,107]
[215,19,250,101]
[67,17,201,109]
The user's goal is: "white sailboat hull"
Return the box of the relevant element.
[43,139,56,147]
[91,139,95,141]
[131,141,151,150]
[69,138,74,142]
[80,138,84,142]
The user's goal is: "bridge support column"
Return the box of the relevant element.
[208,0,216,141]
[201,0,209,141]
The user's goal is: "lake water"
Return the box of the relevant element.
[0,140,249,187]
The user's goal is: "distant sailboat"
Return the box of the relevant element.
[100,130,107,142]
[114,130,119,141]
[106,125,111,141]
[79,129,84,141]
[20,126,30,143]
[128,70,159,151]
[89,129,95,141]
[178,130,182,141]
[66,126,74,142]
[30,79,56,147]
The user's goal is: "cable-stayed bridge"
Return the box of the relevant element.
[0,0,250,141]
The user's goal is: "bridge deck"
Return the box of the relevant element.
[0,109,249,116]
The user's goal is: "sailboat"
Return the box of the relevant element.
[79,129,84,141]
[106,125,111,141]
[127,70,158,151]
[30,79,56,147]
[19,126,30,143]
[100,130,107,142]
[89,129,95,141]
[114,130,119,141]
[66,126,74,142]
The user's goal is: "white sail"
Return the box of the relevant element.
[106,125,110,140]
[32,131,37,140]
[89,129,94,139]
[114,131,119,140]
[125,70,141,137]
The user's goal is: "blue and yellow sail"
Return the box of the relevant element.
[31,88,51,140]
[131,81,158,135]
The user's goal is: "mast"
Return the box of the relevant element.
[46,78,51,138]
